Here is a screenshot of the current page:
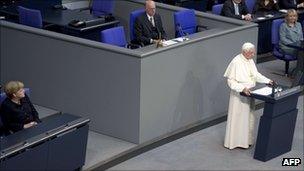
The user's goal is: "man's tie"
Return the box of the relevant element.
[234,4,240,15]
[149,17,155,27]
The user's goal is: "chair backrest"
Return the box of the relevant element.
[212,4,223,15]
[271,18,284,45]
[174,9,197,37]
[129,9,145,41]
[18,6,43,28]
[100,26,127,47]
[91,0,114,16]
[245,0,256,13]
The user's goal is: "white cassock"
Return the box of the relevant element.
[223,54,270,149]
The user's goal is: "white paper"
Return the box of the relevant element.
[162,40,178,46]
[174,37,189,42]
[252,86,276,96]
[257,17,266,20]
[279,9,287,13]
[162,37,189,47]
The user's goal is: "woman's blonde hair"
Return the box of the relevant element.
[4,81,24,99]
[285,9,298,23]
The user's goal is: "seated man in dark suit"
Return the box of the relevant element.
[280,0,304,9]
[221,0,252,21]
[134,0,167,46]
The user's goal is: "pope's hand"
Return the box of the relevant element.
[242,87,251,96]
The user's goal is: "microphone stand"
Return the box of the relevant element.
[271,81,278,97]
[177,23,188,41]
[156,29,162,48]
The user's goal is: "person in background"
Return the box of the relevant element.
[279,9,303,56]
[221,0,252,21]
[134,0,167,46]
[252,0,280,14]
[0,81,41,133]
[223,42,273,149]
[280,0,304,9]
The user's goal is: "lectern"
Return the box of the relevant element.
[242,85,302,162]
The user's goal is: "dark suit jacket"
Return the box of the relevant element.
[0,94,41,133]
[221,0,249,20]
[134,13,167,46]
[280,0,302,9]
[252,0,280,14]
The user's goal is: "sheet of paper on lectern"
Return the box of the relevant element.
[252,86,274,96]
[162,37,189,47]
[162,40,178,46]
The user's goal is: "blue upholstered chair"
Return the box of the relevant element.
[129,9,145,43]
[100,26,140,49]
[18,6,43,28]
[245,0,256,14]
[100,26,127,47]
[0,91,5,137]
[174,9,207,37]
[271,19,297,75]
[91,0,114,16]
[212,4,223,15]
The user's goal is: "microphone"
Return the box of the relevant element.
[269,81,278,97]
[155,27,162,48]
[176,23,187,37]
[176,23,189,42]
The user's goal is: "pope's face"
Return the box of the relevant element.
[243,49,255,59]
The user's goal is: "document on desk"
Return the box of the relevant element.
[162,40,178,46]
[162,37,189,47]
[252,86,274,96]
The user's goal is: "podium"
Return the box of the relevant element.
[242,85,302,162]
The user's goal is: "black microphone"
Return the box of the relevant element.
[155,27,162,48]
[271,81,278,97]
[155,26,161,40]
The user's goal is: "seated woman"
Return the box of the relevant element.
[279,9,303,56]
[0,81,41,133]
[252,0,280,14]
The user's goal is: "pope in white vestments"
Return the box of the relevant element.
[223,43,272,149]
